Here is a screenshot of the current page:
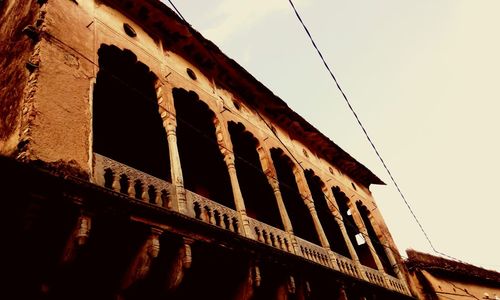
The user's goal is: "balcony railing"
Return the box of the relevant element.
[92,154,411,296]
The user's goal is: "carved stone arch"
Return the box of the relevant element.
[93,43,171,181]
[270,148,320,244]
[172,87,234,208]
[227,121,283,228]
[304,170,352,257]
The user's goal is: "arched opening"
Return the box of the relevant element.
[270,148,319,244]
[332,186,377,269]
[228,122,282,228]
[356,202,397,276]
[93,44,170,180]
[304,170,350,257]
[173,88,234,209]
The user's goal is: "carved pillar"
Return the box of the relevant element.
[214,118,253,237]
[347,200,385,274]
[257,147,294,233]
[323,187,360,263]
[159,83,188,215]
[121,227,163,290]
[294,169,330,249]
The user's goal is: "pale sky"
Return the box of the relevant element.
[164,0,500,271]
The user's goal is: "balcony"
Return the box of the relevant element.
[92,153,410,296]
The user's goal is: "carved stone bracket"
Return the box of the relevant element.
[121,227,164,290]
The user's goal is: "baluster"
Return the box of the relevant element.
[228,216,235,232]
[118,174,128,193]
[255,228,263,242]
[207,207,216,225]
[263,231,271,245]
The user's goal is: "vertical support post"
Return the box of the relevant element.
[257,146,294,234]
[347,199,386,281]
[214,118,253,238]
[159,83,189,215]
[294,169,330,249]
[324,187,360,263]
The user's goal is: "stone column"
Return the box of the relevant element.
[214,118,253,238]
[257,146,294,233]
[158,83,188,215]
[347,200,385,274]
[293,169,330,249]
[323,187,360,263]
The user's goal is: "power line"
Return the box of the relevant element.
[165,0,186,22]
[286,0,462,263]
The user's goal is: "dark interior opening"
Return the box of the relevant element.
[169,243,249,300]
[93,44,170,180]
[270,148,319,245]
[173,88,234,208]
[332,186,377,269]
[228,122,283,228]
[304,170,350,257]
[357,202,397,276]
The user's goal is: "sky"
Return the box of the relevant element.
[162,0,500,271]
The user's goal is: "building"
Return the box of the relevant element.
[0,0,414,299]
[406,250,500,300]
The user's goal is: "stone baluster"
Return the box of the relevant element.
[159,83,188,214]
[214,118,253,238]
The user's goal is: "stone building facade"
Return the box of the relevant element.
[0,0,414,299]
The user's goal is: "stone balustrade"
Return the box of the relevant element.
[92,153,411,296]
[185,189,240,234]
[295,236,333,269]
[361,265,386,287]
[93,154,171,207]
[247,217,294,253]
[331,252,361,278]
[386,273,409,294]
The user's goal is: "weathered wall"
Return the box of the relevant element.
[0,0,40,156]
[18,0,95,177]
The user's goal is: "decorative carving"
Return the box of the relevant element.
[287,276,296,294]
[247,216,293,253]
[253,264,261,288]
[94,154,171,207]
[186,189,240,234]
[76,215,91,246]
[295,236,332,268]
[121,228,163,290]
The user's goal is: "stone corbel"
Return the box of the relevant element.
[252,264,261,288]
[287,275,296,294]
[166,238,194,291]
[60,214,91,264]
[121,227,163,290]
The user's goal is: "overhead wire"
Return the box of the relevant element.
[286,0,462,263]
